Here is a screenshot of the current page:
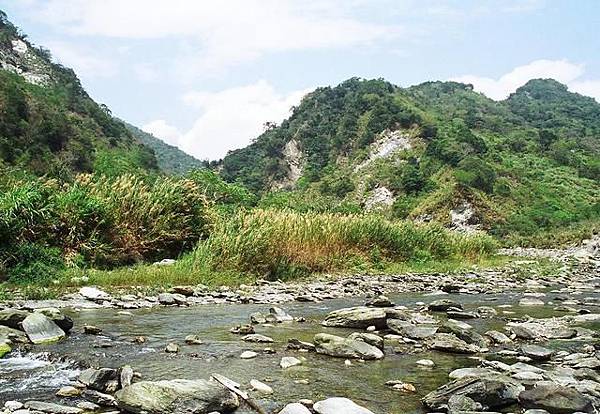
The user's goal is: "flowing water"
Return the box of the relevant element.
[1,289,597,413]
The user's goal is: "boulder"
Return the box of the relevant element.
[280,356,303,369]
[518,383,593,414]
[484,330,512,344]
[422,376,524,410]
[278,403,312,414]
[21,312,65,344]
[0,309,29,329]
[365,295,394,307]
[428,333,480,354]
[521,344,554,361]
[35,308,73,333]
[268,307,293,322]
[322,307,386,329]
[313,397,374,414]
[314,333,383,360]
[387,319,438,339]
[428,299,463,312]
[242,334,274,343]
[115,379,239,414]
[348,332,384,350]
[78,368,118,392]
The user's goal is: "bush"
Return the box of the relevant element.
[455,157,496,193]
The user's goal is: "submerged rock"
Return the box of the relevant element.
[322,306,386,329]
[115,379,239,414]
[313,397,374,414]
[21,312,66,344]
[314,333,384,360]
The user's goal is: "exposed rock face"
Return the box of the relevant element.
[115,379,239,414]
[321,306,387,329]
[450,201,480,233]
[422,376,524,410]
[364,187,395,211]
[313,397,375,414]
[21,312,65,344]
[314,333,384,360]
[518,383,593,414]
[0,37,54,86]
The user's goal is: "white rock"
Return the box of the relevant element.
[313,397,375,414]
[240,351,258,359]
[79,286,110,301]
[416,359,435,367]
[250,379,273,394]
[280,356,302,369]
[278,402,311,414]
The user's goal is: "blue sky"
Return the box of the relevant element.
[2,0,599,160]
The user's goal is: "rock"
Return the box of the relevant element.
[365,295,394,307]
[4,401,23,411]
[230,324,255,334]
[416,359,435,367]
[518,383,593,414]
[322,306,386,329]
[21,312,66,344]
[0,309,29,329]
[57,385,81,397]
[313,397,374,414]
[269,307,293,322]
[83,324,102,334]
[348,332,384,350]
[314,333,384,360]
[82,389,117,406]
[447,310,478,319]
[240,351,258,359]
[428,299,463,312]
[242,334,274,343]
[521,344,554,361]
[485,330,512,344]
[24,401,83,414]
[520,297,545,306]
[158,293,187,305]
[0,325,28,343]
[422,376,524,410]
[169,285,194,296]
[250,312,267,324]
[280,356,302,369]
[185,334,204,344]
[79,286,110,301]
[428,333,480,354]
[35,308,74,333]
[287,338,316,352]
[115,379,239,414]
[120,365,134,388]
[448,394,482,412]
[387,319,438,339]
[440,319,485,346]
[165,343,179,353]
[278,403,311,414]
[78,368,118,392]
[449,367,497,380]
[250,379,273,394]
[77,401,100,411]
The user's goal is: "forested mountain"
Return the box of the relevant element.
[221,77,600,242]
[125,123,206,175]
[0,11,159,178]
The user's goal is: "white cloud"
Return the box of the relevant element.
[142,120,182,147]
[451,59,600,101]
[44,40,118,78]
[25,0,402,73]
[133,64,159,82]
[144,80,310,160]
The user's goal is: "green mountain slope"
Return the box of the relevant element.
[0,11,157,178]
[221,77,600,243]
[125,122,206,175]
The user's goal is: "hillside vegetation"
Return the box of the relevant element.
[221,78,600,245]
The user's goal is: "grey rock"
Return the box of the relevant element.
[35,308,73,333]
[24,401,82,414]
[422,376,524,410]
[242,334,274,343]
[21,312,65,344]
[348,332,384,350]
[322,306,386,329]
[314,333,383,360]
[428,333,480,354]
[313,397,374,414]
[115,379,239,414]
[78,367,118,392]
[518,383,593,414]
[0,309,29,329]
[387,319,438,339]
[278,402,312,414]
[428,299,463,312]
[521,344,554,361]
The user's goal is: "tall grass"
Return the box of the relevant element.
[186,209,497,280]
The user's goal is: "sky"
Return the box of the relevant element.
[2,0,599,161]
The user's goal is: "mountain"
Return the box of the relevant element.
[221,77,600,242]
[0,11,157,178]
[125,123,206,175]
